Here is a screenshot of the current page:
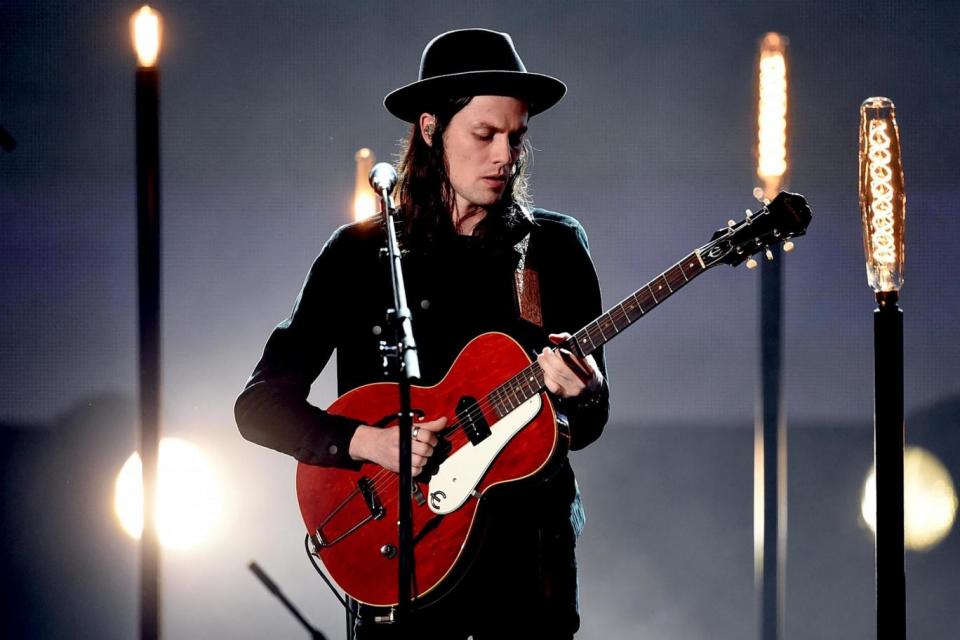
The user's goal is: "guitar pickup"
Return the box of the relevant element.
[358,477,386,520]
[457,396,490,445]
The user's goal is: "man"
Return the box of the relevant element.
[236,29,610,639]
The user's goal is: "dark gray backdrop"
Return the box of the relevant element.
[2,1,958,638]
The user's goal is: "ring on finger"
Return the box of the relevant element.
[411,425,421,440]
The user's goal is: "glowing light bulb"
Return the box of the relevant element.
[114,437,222,550]
[859,97,906,293]
[353,148,377,221]
[131,6,162,68]
[861,446,957,552]
[756,33,788,197]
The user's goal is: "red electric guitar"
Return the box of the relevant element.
[296,191,812,607]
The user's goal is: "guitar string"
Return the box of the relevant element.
[314,221,803,534]
[360,356,550,499]
[345,259,700,511]
[358,294,645,501]
[354,223,792,505]
[336,228,794,508]
[357,272,687,502]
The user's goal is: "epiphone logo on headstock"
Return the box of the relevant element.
[707,246,723,258]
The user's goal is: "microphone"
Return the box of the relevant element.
[368,162,397,194]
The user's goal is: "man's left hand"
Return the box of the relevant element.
[537,332,604,399]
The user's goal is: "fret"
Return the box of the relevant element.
[678,253,702,280]
[636,288,654,310]
[495,387,511,417]
[545,246,715,361]
[490,389,505,417]
[488,389,501,418]
[607,310,620,331]
[576,328,596,353]
[508,376,523,402]
[647,284,659,304]
[664,266,687,291]
[597,313,617,342]
[523,367,540,397]
[654,274,672,295]
[514,373,529,400]
[612,304,630,331]
[506,381,522,408]
[589,323,605,345]
[593,316,607,342]
[601,314,617,337]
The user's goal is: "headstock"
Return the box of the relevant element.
[697,191,812,269]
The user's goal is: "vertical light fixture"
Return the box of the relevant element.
[131,5,162,640]
[859,96,907,640]
[757,33,788,196]
[753,31,788,640]
[353,148,377,221]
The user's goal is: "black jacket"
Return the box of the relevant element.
[235,208,609,537]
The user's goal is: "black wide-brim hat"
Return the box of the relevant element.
[384,29,567,123]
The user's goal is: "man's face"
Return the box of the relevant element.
[440,95,529,215]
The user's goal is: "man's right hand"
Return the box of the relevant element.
[348,416,448,477]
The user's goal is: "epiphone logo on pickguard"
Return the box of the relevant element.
[430,490,446,509]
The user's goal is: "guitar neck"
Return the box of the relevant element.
[570,250,707,357]
[484,250,709,419]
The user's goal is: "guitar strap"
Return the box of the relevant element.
[512,230,543,327]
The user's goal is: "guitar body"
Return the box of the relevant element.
[296,331,563,607]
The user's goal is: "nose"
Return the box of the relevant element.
[492,134,515,168]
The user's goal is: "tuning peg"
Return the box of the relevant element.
[765,248,774,261]
[727,219,736,228]
[783,240,795,252]
[744,208,753,219]
[752,187,770,206]
[746,257,758,269]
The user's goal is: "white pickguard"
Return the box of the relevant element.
[427,394,542,515]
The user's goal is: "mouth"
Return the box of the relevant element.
[482,175,507,187]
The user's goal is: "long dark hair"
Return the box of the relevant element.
[394,96,533,250]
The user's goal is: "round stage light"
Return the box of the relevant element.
[861,446,958,551]
[114,437,222,549]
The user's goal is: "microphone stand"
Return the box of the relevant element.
[374,173,420,628]
[248,561,328,640]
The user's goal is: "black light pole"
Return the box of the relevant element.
[132,6,163,640]
[859,97,907,640]
[753,32,790,640]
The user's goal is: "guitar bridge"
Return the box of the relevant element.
[313,476,386,548]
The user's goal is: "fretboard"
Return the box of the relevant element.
[482,250,707,419]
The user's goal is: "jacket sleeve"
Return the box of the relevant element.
[554,219,610,451]
[234,228,364,468]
